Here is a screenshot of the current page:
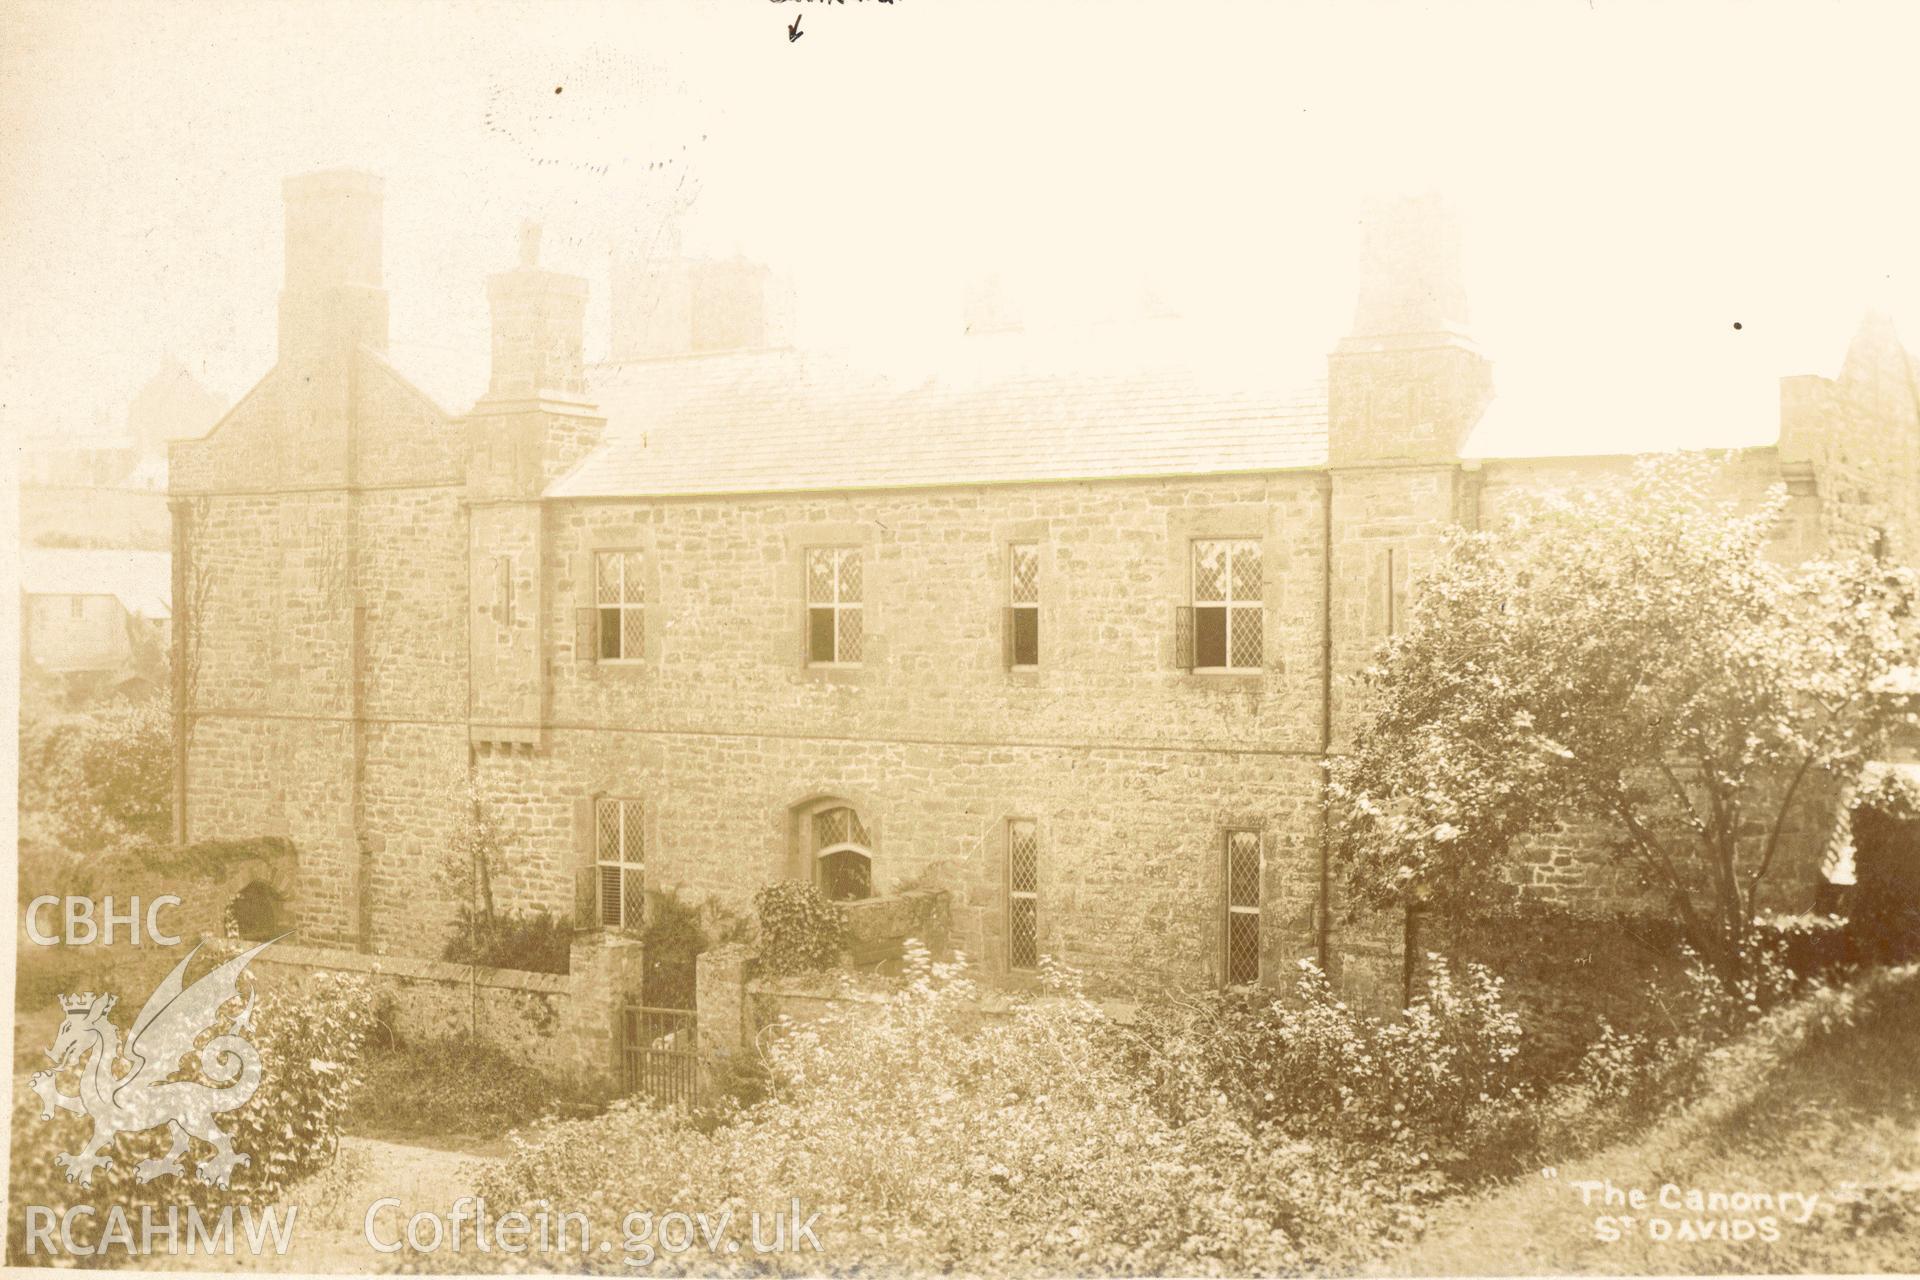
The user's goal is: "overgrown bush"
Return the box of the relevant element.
[1140,956,1536,1179]
[8,956,378,1265]
[19,697,173,853]
[751,881,847,976]
[349,1034,600,1141]
[441,906,570,975]
[474,947,1424,1275]
[1422,904,1691,1070]
[1544,929,1833,1151]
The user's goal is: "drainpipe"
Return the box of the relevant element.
[1316,471,1334,970]
[169,497,190,846]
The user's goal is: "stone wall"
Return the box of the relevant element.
[173,346,471,949]
[498,474,1341,991]
[1779,316,1920,566]
[249,932,642,1092]
[693,942,1140,1078]
[176,408,1848,1003]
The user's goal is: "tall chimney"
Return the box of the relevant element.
[483,220,588,401]
[277,169,388,363]
[1327,195,1492,464]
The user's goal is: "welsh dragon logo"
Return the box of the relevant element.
[27,938,278,1189]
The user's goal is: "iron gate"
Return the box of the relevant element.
[622,1004,701,1105]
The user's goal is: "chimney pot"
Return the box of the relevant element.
[1327,194,1491,464]
[484,231,588,401]
[277,168,389,361]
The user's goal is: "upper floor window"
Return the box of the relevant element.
[807,547,863,665]
[1007,819,1039,971]
[1193,539,1262,671]
[1224,829,1262,986]
[68,597,84,620]
[595,550,644,660]
[812,804,872,901]
[596,797,645,930]
[1006,543,1040,669]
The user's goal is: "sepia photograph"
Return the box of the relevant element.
[3,0,1919,1274]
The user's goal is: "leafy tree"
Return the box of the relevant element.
[438,778,511,937]
[19,695,173,851]
[1330,455,1920,974]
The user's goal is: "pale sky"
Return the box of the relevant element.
[3,0,1918,455]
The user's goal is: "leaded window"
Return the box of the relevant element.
[1007,543,1040,668]
[813,804,872,901]
[806,547,863,665]
[595,550,645,660]
[1008,819,1038,971]
[1193,539,1262,671]
[595,797,645,930]
[1224,829,1262,986]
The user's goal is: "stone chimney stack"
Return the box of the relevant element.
[1327,195,1492,464]
[277,169,389,363]
[609,250,790,362]
[484,220,588,401]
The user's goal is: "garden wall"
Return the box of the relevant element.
[248,931,643,1092]
[694,942,1139,1074]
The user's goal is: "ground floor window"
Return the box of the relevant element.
[1224,829,1262,985]
[596,797,645,929]
[1008,818,1038,970]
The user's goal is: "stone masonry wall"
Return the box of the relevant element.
[174,316,1905,1008]
[531,477,1331,989]
[174,350,469,949]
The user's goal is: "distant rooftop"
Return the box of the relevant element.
[21,549,171,619]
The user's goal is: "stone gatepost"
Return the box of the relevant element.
[695,943,752,1065]
[561,930,645,1094]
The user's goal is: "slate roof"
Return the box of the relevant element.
[549,324,1328,499]
[21,549,172,619]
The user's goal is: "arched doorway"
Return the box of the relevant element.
[1846,766,1920,961]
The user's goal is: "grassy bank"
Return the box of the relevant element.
[1381,962,1920,1275]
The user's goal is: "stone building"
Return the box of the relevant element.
[22,363,226,552]
[170,171,1920,1000]
[20,548,172,701]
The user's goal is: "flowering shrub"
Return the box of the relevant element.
[7,961,378,1261]
[1329,454,1920,977]
[476,947,1417,1274]
[751,881,847,976]
[1140,956,1534,1178]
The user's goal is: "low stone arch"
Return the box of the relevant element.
[205,844,299,941]
[226,879,287,940]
